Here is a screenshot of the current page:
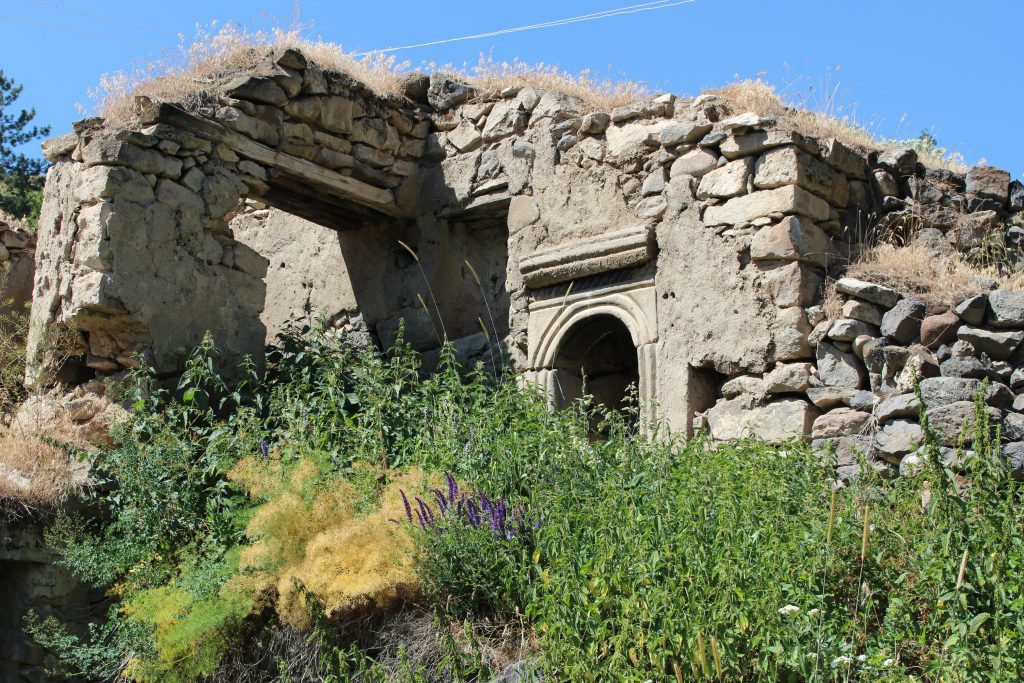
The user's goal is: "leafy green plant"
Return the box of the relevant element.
[32,328,1024,682]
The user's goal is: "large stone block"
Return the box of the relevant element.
[769,306,812,361]
[719,130,814,160]
[986,289,1024,329]
[819,138,868,179]
[926,400,1002,446]
[920,310,961,349]
[696,158,753,199]
[812,407,872,439]
[874,420,924,459]
[880,298,926,344]
[834,277,901,308]
[956,325,1024,360]
[817,341,866,388]
[750,215,830,267]
[966,165,1010,204]
[759,261,823,308]
[669,148,717,178]
[918,376,1013,409]
[753,146,847,206]
[706,397,818,442]
[704,185,830,226]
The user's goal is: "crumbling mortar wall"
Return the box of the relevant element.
[29,47,1024,477]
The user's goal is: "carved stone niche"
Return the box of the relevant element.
[520,227,659,423]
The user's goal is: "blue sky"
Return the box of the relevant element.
[1,0,1021,179]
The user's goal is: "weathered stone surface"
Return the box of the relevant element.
[770,306,812,361]
[874,420,924,458]
[765,362,812,393]
[753,146,847,205]
[940,356,988,379]
[226,76,288,106]
[42,132,79,161]
[819,138,868,179]
[807,386,858,409]
[749,216,829,267]
[580,112,610,135]
[881,298,926,344]
[656,120,712,146]
[1011,180,1024,212]
[986,290,1024,329]
[719,130,812,160]
[760,261,822,308]
[956,325,1024,360]
[1004,442,1024,480]
[532,91,582,120]
[834,278,901,308]
[721,375,765,398]
[1002,412,1024,441]
[920,310,961,349]
[828,318,878,342]
[954,293,987,325]
[706,397,818,442]
[966,165,1010,204]
[817,341,866,388]
[704,186,830,226]
[877,147,918,175]
[812,408,872,438]
[926,401,1001,446]
[482,100,528,141]
[918,376,1013,409]
[82,139,182,177]
[669,148,717,178]
[428,75,475,111]
[875,392,920,423]
[696,158,753,199]
[842,298,882,326]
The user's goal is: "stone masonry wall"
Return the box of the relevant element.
[29,47,1024,455]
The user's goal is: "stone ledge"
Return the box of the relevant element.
[519,225,654,288]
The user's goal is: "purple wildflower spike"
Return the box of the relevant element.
[400,490,413,526]
[446,472,458,505]
[259,439,269,458]
[432,488,448,514]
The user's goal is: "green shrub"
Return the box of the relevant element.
[33,328,1024,682]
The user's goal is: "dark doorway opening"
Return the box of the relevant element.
[551,314,639,432]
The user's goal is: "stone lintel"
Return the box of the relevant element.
[519,225,654,288]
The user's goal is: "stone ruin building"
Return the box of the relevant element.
[22,47,1024,470]
[6,46,1024,679]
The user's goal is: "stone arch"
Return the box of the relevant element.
[528,278,658,423]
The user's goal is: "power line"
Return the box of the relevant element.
[354,0,699,55]
[23,0,180,37]
[0,14,164,47]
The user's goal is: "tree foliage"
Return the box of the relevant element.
[0,70,50,225]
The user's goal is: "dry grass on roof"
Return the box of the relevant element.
[846,243,1024,308]
[704,79,967,172]
[90,24,650,125]
[91,23,968,173]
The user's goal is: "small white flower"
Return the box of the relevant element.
[807,608,820,618]
[857,654,867,662]
[831,655,852,668]
[882,658,894,667]
[778,604,800,616]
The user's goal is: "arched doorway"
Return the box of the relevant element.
[550,314,640,430]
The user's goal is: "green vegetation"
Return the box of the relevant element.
[0,70,50,228]
[25,328,1024,681]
